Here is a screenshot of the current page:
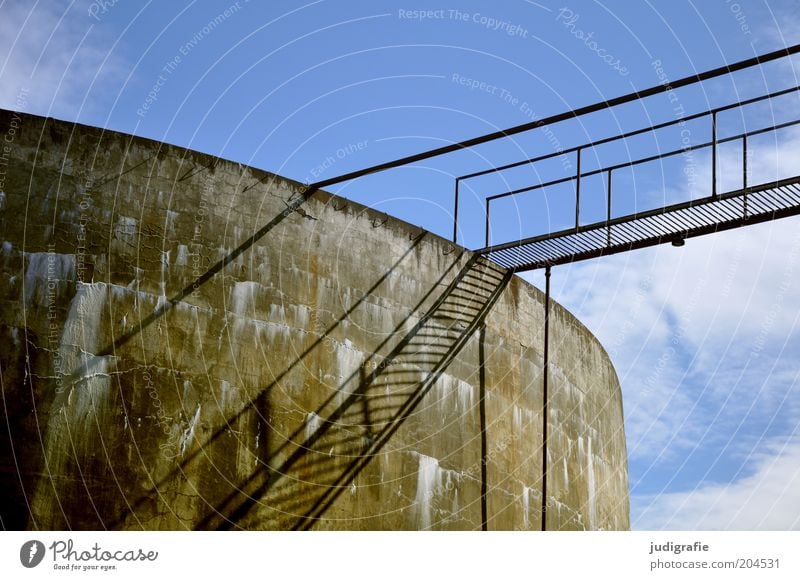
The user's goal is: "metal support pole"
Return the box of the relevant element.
[712,112,718,198]
[575,148,582,229]
[541,264,551,531]
[452,179,460,243]
[479,324,488,531]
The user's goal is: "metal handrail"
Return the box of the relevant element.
[479,87,800,246]
[486,117,800,202]
[479,174,800,256]
[457,85,800,183]
[311,44,800,193]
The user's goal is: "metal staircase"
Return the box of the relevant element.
[200,255,510,530]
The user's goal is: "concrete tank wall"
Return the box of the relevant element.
[0,109,629,530]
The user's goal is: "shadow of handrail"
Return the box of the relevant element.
[107,231,439,529]
[196,255,511,530]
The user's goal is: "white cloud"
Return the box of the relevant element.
[520,53,800,529]
[0,1,123,118]
[543,233,800,530]
[633,434,800,530]
[524,217,800,456]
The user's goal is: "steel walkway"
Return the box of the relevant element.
[479,176,800,271]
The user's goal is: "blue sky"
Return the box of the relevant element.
[2,0,799,529]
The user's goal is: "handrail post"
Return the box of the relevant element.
[743,134,749,219]
[742,134,748,189]
[485,197,491,247]
[712,112,718,198]
[453,179,460,243]
[575,148,582,229]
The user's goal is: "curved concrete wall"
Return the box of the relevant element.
[0,109,629,530]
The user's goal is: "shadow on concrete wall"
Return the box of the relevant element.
[0,326,46,530]
[104,228,439,528]
[1,146,321,529]
[195,255,510,530]
[4,145,513,530]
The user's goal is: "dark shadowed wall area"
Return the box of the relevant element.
[0,109,628,530]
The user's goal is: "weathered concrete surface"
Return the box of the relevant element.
[0,109,629,530]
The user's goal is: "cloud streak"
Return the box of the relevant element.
[522,68,800,529]
[633,433,800,530]
[0,1,123,119]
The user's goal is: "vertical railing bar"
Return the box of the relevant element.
[575,148,582,229]
[485,197,491,248]
[743,134,749,219]
[712,111,718,198]
[453,179,460,243]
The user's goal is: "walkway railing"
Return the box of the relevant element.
[467,84,800,271]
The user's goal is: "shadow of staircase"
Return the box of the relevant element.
[198,254,511,530]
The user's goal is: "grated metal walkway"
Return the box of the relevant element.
[478,176,800,271]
